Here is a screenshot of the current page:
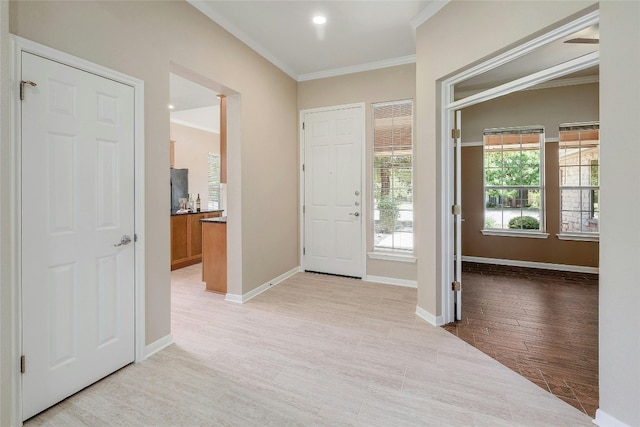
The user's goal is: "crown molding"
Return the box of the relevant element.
[410,0,450,29]
[455,75,599,100]
[187,0,298,80]
[297,55,416,82]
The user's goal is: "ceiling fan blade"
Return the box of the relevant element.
[564,38,599,44]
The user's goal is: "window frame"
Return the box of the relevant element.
[207,153,221,210]
[557,121,600,241]
[370,99,414,254]
[481,125,547,238]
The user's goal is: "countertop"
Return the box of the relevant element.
[201,217,227,224]
[171,209,224,216]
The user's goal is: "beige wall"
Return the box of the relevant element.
[298,63,417,282]
[9,0,299,347]
[461,84,599,267]
[414,0,597,320]
[170,122,220,210]
[417,1,639,424]
[599,2,640,425]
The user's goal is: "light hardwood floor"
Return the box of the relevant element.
[25,264,593,426]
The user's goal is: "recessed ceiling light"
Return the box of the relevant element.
[168,104,175,110]
[313,15,326,25]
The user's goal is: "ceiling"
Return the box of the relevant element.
[170,2,599,131]
[170,73,220,133]
[187,0,447,81]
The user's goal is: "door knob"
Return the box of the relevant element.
[114,235,132,247]
[349,212,360,217]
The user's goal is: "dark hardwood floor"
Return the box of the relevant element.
[443,262,599,417]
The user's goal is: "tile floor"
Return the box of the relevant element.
[25,264,594,426]
[443,262,599,417]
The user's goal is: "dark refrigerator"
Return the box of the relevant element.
[170,168,188,213]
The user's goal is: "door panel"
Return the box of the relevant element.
[21,52,135,420]
[303,106,363,277]
[454,109,463,321]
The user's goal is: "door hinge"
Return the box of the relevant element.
[303,247,306,255]
[134,234,138,242]
[452,205,461,215]
[302,122,305,130]
[20,80,38,101]
[302,163,305,172]
[451,128,461,139]
[452,281,461,292]
[20,355,26,374]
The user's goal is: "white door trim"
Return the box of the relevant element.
[299,102,367,278]
[438,10,599,324]
[10,35,145,422]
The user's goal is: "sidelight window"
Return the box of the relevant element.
[372,100,414,252]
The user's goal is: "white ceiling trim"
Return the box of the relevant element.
[410,0,450,29]
[298,55,416,82]
[455,75,599,99]
[187,0,298,80]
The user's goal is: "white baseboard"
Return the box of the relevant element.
[144,333,173,359]
[224,293,243,303]
[594,409,632,427]
[415,305,444,326]
[224,266,301,304]
[365,275,417,288]
[462,256,599,274]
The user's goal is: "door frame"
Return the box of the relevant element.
[299,103,367,277]
[9,36,146,422]
[438,10,599,324]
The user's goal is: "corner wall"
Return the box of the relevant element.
[9,0,298,346]
[298,63,417,283]
[414,0,597,317]
[597,1,640,425]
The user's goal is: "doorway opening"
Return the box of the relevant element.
[168,66,242,299]
[439,9,600,417]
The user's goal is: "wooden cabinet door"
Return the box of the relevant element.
[171,215,188,264]
[189,214,204,258]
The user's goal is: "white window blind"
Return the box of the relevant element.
[207,153,221,210]
[372,99,413,252]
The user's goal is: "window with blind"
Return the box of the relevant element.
[559,122,599,235]
[207,153,221,210]
[372,99,413,252]
[483,126,545,232]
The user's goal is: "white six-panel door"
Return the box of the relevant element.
[303,105,364,278]
[21,52,136,420]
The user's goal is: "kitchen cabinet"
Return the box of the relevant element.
[202,218,227,294]
[171,211,222,270]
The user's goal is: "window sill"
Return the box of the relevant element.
[557,233,599,242]
[368,251,416,263]
[481,229,550,239]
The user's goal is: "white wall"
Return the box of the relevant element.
[598,2,640,425]
[0,0,12,424]
[170,122,220,210]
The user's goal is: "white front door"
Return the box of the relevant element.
[21,52,136,420]
[303,105,364,278]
